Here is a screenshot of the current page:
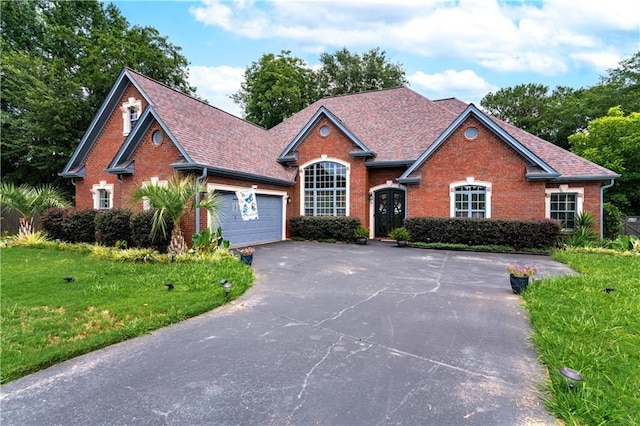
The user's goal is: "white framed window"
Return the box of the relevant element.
[449,179,492,218]
[121,97,142,136]
[141,177,168,211]
[91,181,114,210]
[546,186,584,229]
[300,157,350,216]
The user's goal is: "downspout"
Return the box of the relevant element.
[195,167,208,233]
[600,179,615,239]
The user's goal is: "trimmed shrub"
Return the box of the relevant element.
[603,202,622,240]
[289,216,360,242]
[404,217,560,249]
[62,209,97,243]
[95,209,132,247]
[130,210,172,252]
[41,207,72,241]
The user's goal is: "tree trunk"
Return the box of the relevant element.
[18,217,34,237]
[168,227,187,255]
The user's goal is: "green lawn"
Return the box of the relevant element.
[0,246,253,384]
[524,250,640,425]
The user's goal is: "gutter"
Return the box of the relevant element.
[195,167,208,234]
[600,179,615,239]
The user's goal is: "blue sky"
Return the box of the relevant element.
[113,0,640,118]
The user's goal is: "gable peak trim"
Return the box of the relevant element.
[399,104,558,180]
[277,106,374,162]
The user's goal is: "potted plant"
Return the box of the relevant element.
[237,246,255,266]
[388,227,410,247]
[505,264,538,294]
[354,226,369,245]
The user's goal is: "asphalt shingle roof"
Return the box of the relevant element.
[128,69,294,182]
[127,70,617,181]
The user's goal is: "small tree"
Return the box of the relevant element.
[0,182,69,236]
[132,174,221,255]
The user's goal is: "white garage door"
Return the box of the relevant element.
[215,191,284,246]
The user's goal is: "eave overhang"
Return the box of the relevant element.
[365,160,414,169]
[172,163,296,187]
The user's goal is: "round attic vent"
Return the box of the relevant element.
[152,130,163,146]
[464,127,478,140]
[319,125,330,137]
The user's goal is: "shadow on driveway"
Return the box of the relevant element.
[1,241,573,425]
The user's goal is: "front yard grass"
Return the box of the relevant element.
[0,246,253,384]
[523,250,640,425]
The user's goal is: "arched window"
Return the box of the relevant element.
[302,160,348,216]
[449,180,492,218]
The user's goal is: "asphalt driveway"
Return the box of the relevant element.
[0,241,574,425]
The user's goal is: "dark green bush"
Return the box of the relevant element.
[603,202,622,240]
[289,216,360,242]
[130,210,172,252]
[404,217,560,249]
[41,207,72,241]
[62,209,97,243]
[95,210,132,247]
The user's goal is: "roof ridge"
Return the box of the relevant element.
[317,85,409,101]
[124,67,266,131]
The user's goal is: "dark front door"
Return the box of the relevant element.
[374,188,406,238]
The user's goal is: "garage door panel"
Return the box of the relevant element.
[216,192,283,246]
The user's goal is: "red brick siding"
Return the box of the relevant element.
[293,118,369,224]
[75,85,148,209]
[408,117,546,220]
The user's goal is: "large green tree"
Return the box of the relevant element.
[1,0,195,190]
[569,107,640,215]
[480,83,554,139]
[317,47,407,97]
[480,51,640,149]
[232,47,408,129]
[231,51,317,129]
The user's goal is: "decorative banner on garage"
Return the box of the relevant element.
[235,189,259,221]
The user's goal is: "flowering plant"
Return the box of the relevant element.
[506,264,538,277]
[237,247,255,255]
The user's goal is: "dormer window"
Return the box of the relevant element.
[129,107,139,123]
[121,97,142,136]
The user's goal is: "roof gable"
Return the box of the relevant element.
[399,104,559,183]
[277,106,375,163]
[60,68,135,177]
[106,107,192,174]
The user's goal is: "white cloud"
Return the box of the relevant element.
[188,65,245,117]
[189,0,639,76]
[408,69,498,104]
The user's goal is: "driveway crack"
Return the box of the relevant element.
[314,287,389,327]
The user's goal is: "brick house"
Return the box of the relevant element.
[60,68,618,246]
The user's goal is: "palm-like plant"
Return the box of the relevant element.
[132,174,221,255]
[0,183,70,237]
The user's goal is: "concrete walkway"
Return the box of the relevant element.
[1,241,572,425]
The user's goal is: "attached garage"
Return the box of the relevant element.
[211,188,286,247]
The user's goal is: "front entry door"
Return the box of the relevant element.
[374,189,406,238]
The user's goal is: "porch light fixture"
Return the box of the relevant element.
[369,193,373,201]
[559,367,583,389]
[287,196,292,204]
